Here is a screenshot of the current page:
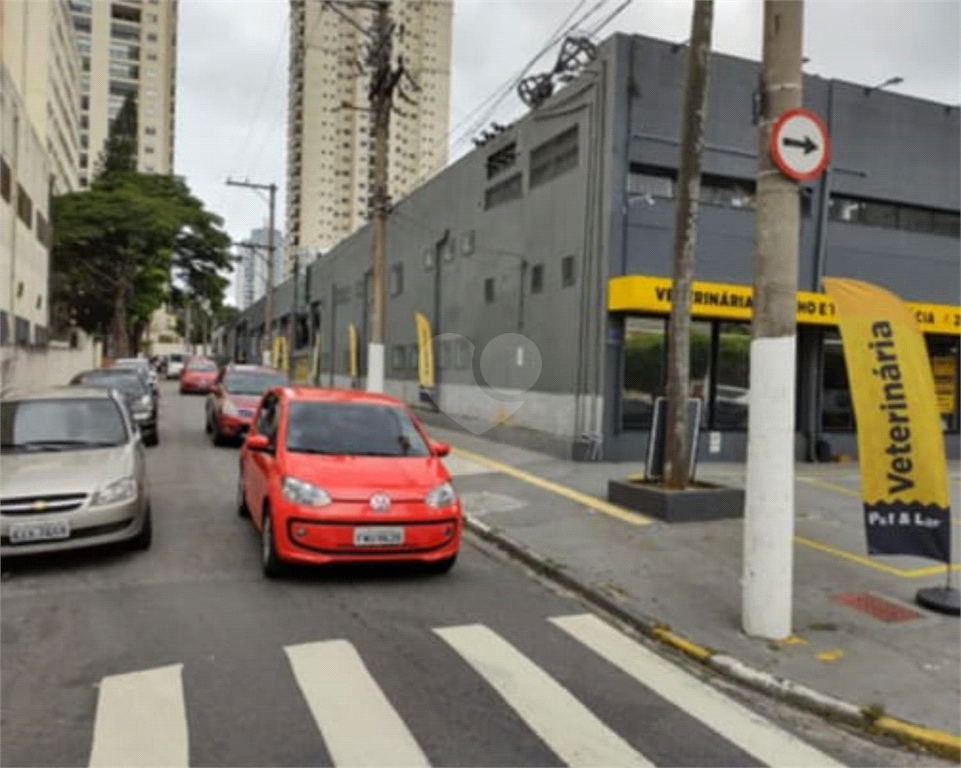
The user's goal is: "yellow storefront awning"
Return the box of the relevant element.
[608,275,961,335]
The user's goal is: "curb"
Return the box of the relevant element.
[464,514,961,762]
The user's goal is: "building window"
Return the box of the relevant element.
[391,345,406,372]
[486,142,517,179]
[713,322,751,430]
[928,334,960,433]
[36,212,51,248]
[111,3,141,23]
[111,22,140,41]
[561,255,576,287]
[627,166,674,198]
[484,172,522,210]
[389,263,403,297]
[530,264,544,293]
[145,146,155,154]
[828,194,960,238]
[530,125,579,189]
[146,32,158,42]
[622,317,666,429]
[16,185,32,226]
[145,126,156,135]
[484,277,495,304]
[821,330,853,432]
[0,156,11,203]
[74,16,92,33]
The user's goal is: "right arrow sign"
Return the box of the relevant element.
[770,108,830,181]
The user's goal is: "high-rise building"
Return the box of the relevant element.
[1,0,82,346]
[70,0,178,187]
[285,0,452,270]
[235,227,284,311]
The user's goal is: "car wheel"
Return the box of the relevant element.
[261,509,284,578]
[212,421,226,447]
[144,429,159,447]
[428,554,457,575]
[205,411,212,435]
[237,472,249,517]
[130,505,152,550]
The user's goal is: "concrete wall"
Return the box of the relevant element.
[1,338,103,397]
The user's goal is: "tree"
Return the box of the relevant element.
[50,95,231,357]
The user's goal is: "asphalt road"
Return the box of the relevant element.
[0,383,943,767]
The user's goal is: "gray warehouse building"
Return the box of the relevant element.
[222,33,960,462]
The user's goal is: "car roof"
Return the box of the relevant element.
[277,386,406,408]
[226,364,284,374]
[115,358,148,364]
[3,386,116,402]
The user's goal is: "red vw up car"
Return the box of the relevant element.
[237,387,460,577]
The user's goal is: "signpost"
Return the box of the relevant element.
[769,107,830,182]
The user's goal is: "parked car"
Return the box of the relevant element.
[166,353,186,380]
[205,364,288,445]
[179,356,218,394]
[70,368,159,446]
[238,388,460,577]
[113,357,159,394]
[0,387,152,556]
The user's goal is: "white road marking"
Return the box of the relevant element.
[285,639,429,767]
[442,455,495,477]
[435,623,653,767]
[552,614,845,768]
[88,664,188,768]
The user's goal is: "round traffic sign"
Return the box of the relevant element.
[769,108,830,182]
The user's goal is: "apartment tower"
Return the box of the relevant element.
[285,0,452,271]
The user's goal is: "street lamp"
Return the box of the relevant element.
[864,76,903,95]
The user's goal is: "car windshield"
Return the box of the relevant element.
[170,354,184,362]
[0,398,128,451]
[225,371,287,396]
[286,402,430,457]
[73,371,149,398]
[115,359,148,370]
[187,359,216,371]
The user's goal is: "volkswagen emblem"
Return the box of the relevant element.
[369,492,391,512]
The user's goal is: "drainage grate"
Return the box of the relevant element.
[831,592,924,623]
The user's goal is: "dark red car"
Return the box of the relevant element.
[206,364,288,445]
[179,357,218,395]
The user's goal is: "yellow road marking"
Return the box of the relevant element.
[451,447,652,526]
[776,634,808,646]
[797,476,861,498]
[815,649,845,663]
[795,536,961,578]
[873,717,961,761]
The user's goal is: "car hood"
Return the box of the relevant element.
[282,453,450,501]
[0,445,134,499]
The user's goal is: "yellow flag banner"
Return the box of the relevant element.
[347,324,358,380]
[272,336,289,376]
[824,278,952,563]
[415,312,435,389]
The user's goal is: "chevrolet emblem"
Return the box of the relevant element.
[31,500,47,511]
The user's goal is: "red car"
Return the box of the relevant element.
[179,356,218,394]
[206,364,288,445]
[237,387,460,577]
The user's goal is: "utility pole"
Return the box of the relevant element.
[226,178,277,366]
[742,0,804,640]
[663,0,714,489]
[366,0,405,392]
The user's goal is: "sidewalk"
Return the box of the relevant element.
[428,420,961,745]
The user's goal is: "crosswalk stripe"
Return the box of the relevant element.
[551,614,845,768]
[88,664,188,768]
[285,639,430,767]
[435,624,653,767]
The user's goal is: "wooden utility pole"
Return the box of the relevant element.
[663,0,714,489]
[226,178,277,365]
[742,0,804,640]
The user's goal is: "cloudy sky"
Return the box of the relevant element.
[174,0,960,301]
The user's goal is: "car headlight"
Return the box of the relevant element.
[138,394,153,408]
[92,477,138,507]
[425,481,457,509]
[222,399,239,416]
[281,476,332,507]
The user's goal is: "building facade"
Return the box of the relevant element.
[226,33,960,463]
[70,0,178,186]
[235,227,285,311]
[285,0,452,271]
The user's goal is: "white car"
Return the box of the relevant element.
[166,353,186,379]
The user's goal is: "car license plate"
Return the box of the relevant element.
[353,526,404,547]
[9,519,71,544]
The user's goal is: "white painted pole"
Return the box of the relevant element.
[742,0,803,640]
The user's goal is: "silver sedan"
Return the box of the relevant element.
[0,387,152,556]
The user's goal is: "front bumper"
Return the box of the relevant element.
[0,493,148,556]
[180,379,213,393]
[216,412,253,438]
[272,500,462,565]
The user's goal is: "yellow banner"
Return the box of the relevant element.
[824,277,951,562]
[292,356,310,383]
[608,275,961,334]
[348,323,358,379]
[415,312,434,388]
[272,335,289,375]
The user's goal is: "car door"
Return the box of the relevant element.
[247,393,279,525]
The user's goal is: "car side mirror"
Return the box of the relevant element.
[432,441,450,457]
[247,434,270,452]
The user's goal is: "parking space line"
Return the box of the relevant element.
[795,536,960,578]
[797,476,861,498]
[450,447,652,527]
